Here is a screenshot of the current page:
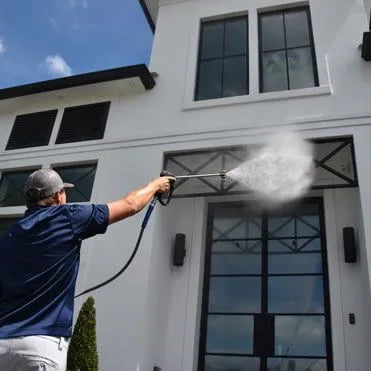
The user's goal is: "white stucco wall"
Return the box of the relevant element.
[0,0,371,370]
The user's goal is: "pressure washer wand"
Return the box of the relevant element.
[175,170,228,181]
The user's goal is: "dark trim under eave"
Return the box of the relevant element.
[0,64,155,101]
[138,0,156,33]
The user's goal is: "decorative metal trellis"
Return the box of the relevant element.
[163,137,358,198]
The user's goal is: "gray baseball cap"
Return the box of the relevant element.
[24,168,74,201]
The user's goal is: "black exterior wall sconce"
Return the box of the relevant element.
[173,233,186,267]
[343,227,357,263]
[362,11,371,60]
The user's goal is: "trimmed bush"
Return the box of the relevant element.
[67,296,99,371]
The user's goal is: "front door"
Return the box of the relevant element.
[198,198,332,371]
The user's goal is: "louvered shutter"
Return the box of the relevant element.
[56,102,110,144]
[6,110,57,150]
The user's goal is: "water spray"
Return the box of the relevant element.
[75,132,314,298]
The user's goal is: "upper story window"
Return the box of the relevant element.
[53,163,97,202]
[0,168,40,207]
[195,16,249,101]
[6,110,57,150]
[56,102,110,144]
[259,7,318,92]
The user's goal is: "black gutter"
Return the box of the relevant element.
[0,64,155,101]
[138,0,156,33]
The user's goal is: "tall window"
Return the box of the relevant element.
[195,16,249,101]
[56,102,110,144]
[259,7,318,93]
[6,110,57,150]
[53,163,97,202]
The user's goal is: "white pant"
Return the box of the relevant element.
[0,335,69,371]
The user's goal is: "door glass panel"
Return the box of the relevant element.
[269,250,323,274]
[211,241,261,275]
[206,315,254,354]
[225,18,247,56]
[268,217,295,237]
[288,47,315,89]
[269,276,324,313]
[262,50,288,92]
[268,358,327,371]
[275,315,327,356]
[285,10,310,48]
[205,356,260,371]
[209,277,261,313]
[201,21,224,59]
[260,13,285,51]
[297,215,320,236]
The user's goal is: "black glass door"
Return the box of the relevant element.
[198,198,332,371]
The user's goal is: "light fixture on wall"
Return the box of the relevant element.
[362,11,371,60]
[173,233,186,267]
[343,227,357,263]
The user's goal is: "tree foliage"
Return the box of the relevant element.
[67,296,99,371]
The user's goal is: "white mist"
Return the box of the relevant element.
[228,132,314,203]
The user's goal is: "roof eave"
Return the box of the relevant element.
[0,64,155,101]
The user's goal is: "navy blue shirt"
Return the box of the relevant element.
[0,203,109,338]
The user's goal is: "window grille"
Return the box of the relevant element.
[53,163,97,202]
[0,168,40,206]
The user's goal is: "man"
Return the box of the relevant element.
[0,168,173,370]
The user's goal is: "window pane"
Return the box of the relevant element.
[269,276,324,313]
[211,241,261,275]
[209,277,261,313]
[288,47,315,89]
[196,59,223,100]
[54,164,97,202]
[275,316,327,356]
[0,169,37,207]
[206,315,254,353]
[269,250,323,274]
[225,18,247,56]
[201,21,224,59]
[260,13,285,51]
[268,358,327,371]
[285,10,310,48]
[205,356,260,371]
[262,50,288,92]
[268,216,295,237]
[297,215,320,236]
[223,56,248,97]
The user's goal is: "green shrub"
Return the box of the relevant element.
[67,296,99,371]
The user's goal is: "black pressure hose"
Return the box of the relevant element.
[74,198,158,299]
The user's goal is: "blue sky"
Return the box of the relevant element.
[0,0,153,88]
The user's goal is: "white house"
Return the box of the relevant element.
[1,0,371,370]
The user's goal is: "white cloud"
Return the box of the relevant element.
[69,0,88,8]
[0,38,6,55]
[43,54,72,77]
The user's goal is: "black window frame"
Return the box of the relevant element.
[195,15,249,101]
[52,162,97,202]
[197,198,333,371]
[55,101,110,144]
[0,167,41,207]
[6,110,58,150]
[258,6,319,93]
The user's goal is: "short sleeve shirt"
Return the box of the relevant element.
[0,203,109,338]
